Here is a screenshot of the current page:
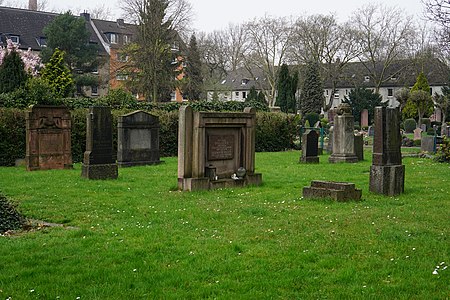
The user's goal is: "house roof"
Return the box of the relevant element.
[215,68,272,91]
[0,6,107,54]
[91,18,137,50]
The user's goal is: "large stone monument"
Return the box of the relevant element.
[329,103,358,163]
[26,105,72,171]
[369,106,405,196]
[117,111,161,167]
[300,130,319,163]
[81,106,118,180]
[178,106,262,191]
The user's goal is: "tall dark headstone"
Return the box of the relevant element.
[354,134,364,161]
[81,106,118,179]
[117,111,162,167]
[300,130,319,163]
[369,106,404,196]
[26,105,73,171]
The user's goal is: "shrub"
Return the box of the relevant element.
[0,193,26,234]
[0,108,26,166]
[435,137,450,162]
[414,139,421,147]
[155,110,179,157]
[256,112,300,152]
[304,112,320,127]
[71,109,88,163]
[404,118,417,133]
[422,118,431,130]
[97,88,137,109]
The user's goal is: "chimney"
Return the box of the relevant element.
[80,11,91,21]
[117,19,125,27]
[29,0,37,11]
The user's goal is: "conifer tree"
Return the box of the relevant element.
[300,61,324,116]
[0,49,28,93]
[276,64,289,112]
[406,72,434,127]
[40,49,74,98]
[184,34,204,101]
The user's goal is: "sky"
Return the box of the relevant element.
[17,0,427,32]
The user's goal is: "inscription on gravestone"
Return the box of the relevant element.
[208,135,234,161]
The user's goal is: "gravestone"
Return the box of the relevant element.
[178,106,262,191]
[354,134,364,161]
[369,106,404,196]
[81,106,118,180]
[329,103,358,163]
[26,105,72,171]
[117,111,161,167]
[420,124,427,132]
[361,109,369,128]
[368,126,374,137]
[413,128,423,141]
[303,180,362,202]
[326,126,333,154]
[300,130,319,163]
[421,136,436,153]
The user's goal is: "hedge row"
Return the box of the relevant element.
[0,108,299,166]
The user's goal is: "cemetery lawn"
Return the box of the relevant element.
[0,151,449,299]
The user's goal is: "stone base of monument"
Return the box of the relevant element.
[369,165,405,196]
[300,156,319,164]
[178,173,262,192]
[328,154,359,163]
[81,163,118,180]
[118,160,163,167]
[303,180,362,201]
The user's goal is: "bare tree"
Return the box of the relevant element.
[90,4,113,20]
[243,15,293,107]
[351,3,417,93]
[198,30,230,86]
[424,0,450,59]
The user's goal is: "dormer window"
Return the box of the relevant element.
[364,75,370,82]
[106,33,118,44]
[9,35,19,44]
[36,37,47,47]
[390,76,397,81]
[241,78,249,85]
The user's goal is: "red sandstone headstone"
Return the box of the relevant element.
[361,109,369,128]
[26,105,72,171]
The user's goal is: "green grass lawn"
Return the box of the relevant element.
[0,150,449,299]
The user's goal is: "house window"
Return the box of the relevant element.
[430,88,433,95]
[91,86,98,96]
[37,37,47,47]
[9,35,19,44]
[334,91,340,99]
[241,78,249,85]
[123,35,131,44]
[106,33,118,44]
[235,91,239,97]
[117,53,128,62]
[388,88,393,97]
[116,74,128,81]
[326,90,329,96]
[242,91,247,99]
[364,75,370,82]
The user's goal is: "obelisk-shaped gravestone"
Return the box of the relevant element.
[369,106,404,196]
[81,106,118,179]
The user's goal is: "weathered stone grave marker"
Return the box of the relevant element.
[81,106,118,180]
[354,134,364,161]
[117,111,162,167]
[26,105,72,171]
[413,128,422,141]
[329,103,358,163]
[369,106,404,196]
[178,106,262,191]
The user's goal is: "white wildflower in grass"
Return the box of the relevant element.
[133,269,137,272]
[432,270,439,275]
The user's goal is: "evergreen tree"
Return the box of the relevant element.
[42,11,99,94]
[0,49,28,93]
[406,72,434,127]
[276,64,290,112]
[246,86,259,102]
[184,34,203,101]
[342,87,384,125]
[124,0,178,102]
[40,49,74,98]
[289,70,299,113]
[300,61,324,116]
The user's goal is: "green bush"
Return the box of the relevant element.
[404,118,417,133]
[71,109,88,163]
[256,112,300,152]
[435,137,450,162]
[414,139,421,147]
[0,108,26,166]
[304,112,320,127]
[0,193,26,234]
[422,118,431,130]
[155,110,179,157]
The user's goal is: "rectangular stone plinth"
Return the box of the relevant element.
[301,156,319,164]
[369,165,405,196]
[328,154,358,163]
[303,180,362,201]
[178,173,262,191]
[81,163,118,180]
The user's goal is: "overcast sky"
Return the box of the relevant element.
[26,0,427,32]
